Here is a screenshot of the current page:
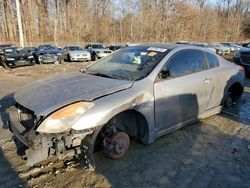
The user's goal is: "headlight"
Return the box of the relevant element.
[36,102,95,133]
[6,58,15,61]
[234,51,241,58]
[57,53,62,56]
[28,55,33,59]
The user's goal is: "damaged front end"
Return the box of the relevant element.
[8,104,98,169]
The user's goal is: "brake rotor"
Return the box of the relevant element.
[103,132,130,159]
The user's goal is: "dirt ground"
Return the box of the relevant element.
[1,62,250,188]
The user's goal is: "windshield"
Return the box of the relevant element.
[85,46,169,81]
[92,44,107,49]
[4,48,27,55]
[68,46,84,51]
[39,45,58,51]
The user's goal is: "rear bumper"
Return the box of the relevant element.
[6,60,35,68]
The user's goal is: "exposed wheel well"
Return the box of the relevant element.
[94,110,149,151]
[227,82,243,101]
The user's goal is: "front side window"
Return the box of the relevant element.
[206,52,219,68]
[86,46,169,81]
[166,50,207,78]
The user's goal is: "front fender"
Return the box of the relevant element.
[71,89,155,138]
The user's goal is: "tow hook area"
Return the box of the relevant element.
[81,134,96,170]
[23,129,99,169]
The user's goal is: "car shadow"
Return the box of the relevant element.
[221,91,250,126]
[94,120,250,187]
[0,93,15,129]
[0,147,27,187]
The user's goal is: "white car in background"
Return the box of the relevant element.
[63,45,91,62]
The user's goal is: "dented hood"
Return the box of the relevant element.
[14,72,133,116]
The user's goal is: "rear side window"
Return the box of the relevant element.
[167,50,207,78]
[206,52,219,68]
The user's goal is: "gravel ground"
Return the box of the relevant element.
[0,62,250,188]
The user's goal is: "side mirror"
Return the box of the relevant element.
[159,67,170,79]
[88,47,91,49]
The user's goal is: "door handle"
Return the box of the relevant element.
[203,78,211,84]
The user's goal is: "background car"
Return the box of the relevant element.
[0,47,35,68]
[85,43,112,60]
[192,43,216,53]
[233,47,250,75]
[109,44,125,51]
[220,42,242,52]
[0,44,14,49]
[63,45,91,62]
[24,47,38,54]
[33,44,63,64]
[207,43,230,55]
[242,42,250,48]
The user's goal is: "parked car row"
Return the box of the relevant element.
[233,46,250,76]
[1,41,249,70]
[0,43,128,68]
[177,41,244,55]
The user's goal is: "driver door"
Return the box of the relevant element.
[154,49,213,133]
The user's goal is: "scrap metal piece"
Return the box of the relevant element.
[81,134,95,171]
[25,137,50,166]
[80,128,101,170]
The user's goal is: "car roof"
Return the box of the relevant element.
[67,45,81,47]
[130,43,183,50]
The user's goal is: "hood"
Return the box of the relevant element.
[14,72,133,116]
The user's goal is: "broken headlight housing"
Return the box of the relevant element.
[36,102,94,133]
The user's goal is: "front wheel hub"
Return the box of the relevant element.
[103,132,130,159]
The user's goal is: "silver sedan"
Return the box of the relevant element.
[9,44,245,168]
[63,45,91,62]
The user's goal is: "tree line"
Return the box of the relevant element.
[0,0,249,46]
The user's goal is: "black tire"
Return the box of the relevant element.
[0,57,9,69]
[93,54,98,61]
[223,93,233,108]
[67,54,71,62]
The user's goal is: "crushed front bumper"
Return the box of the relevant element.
[8,106,98,169]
